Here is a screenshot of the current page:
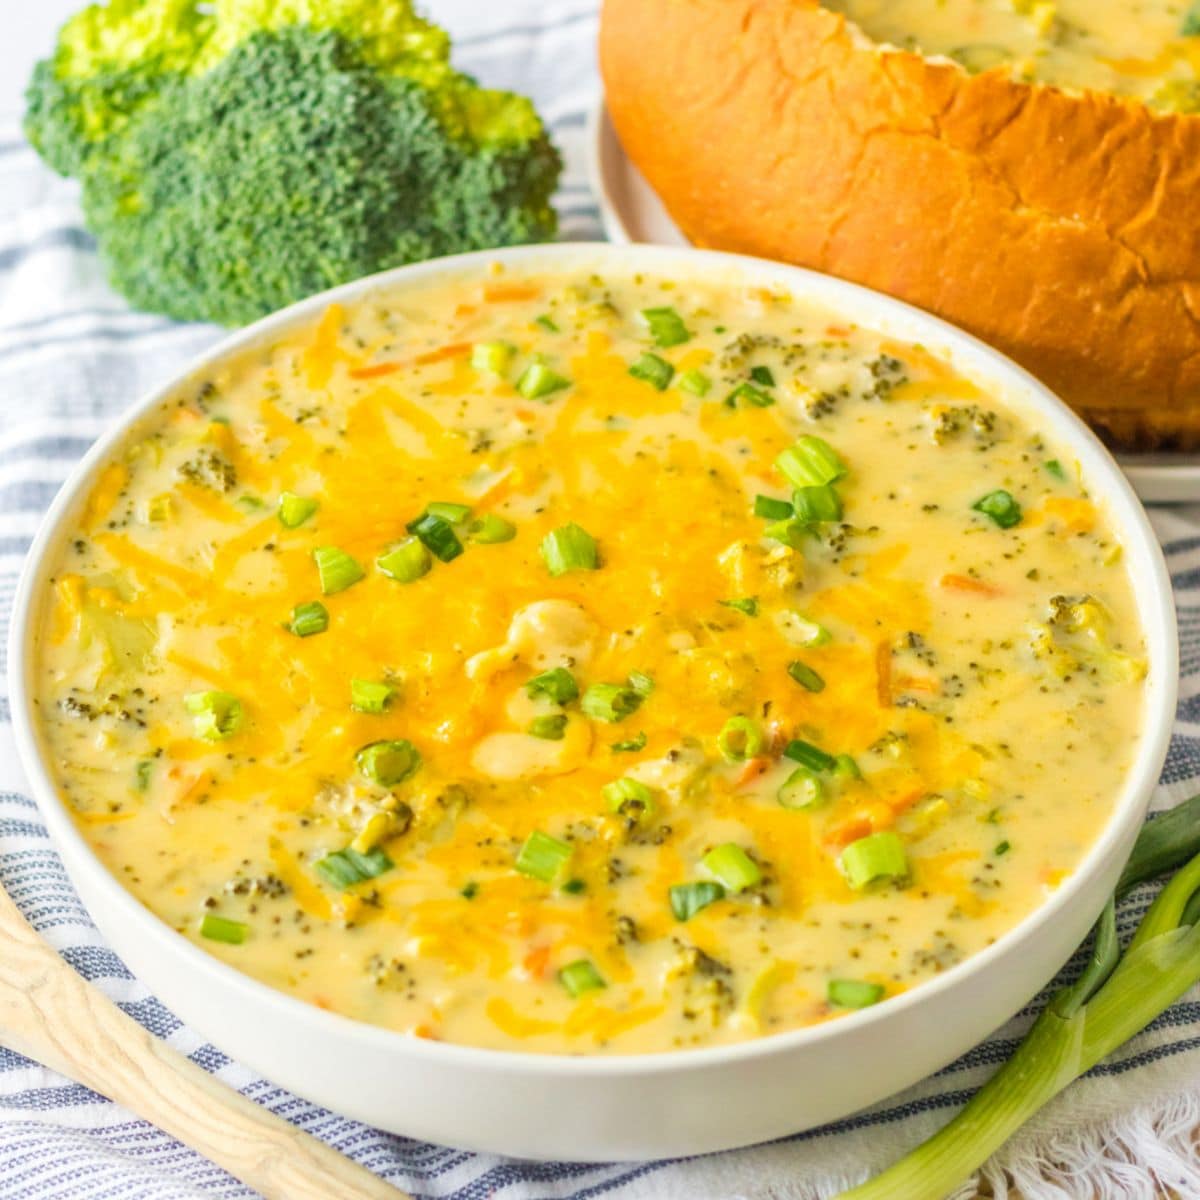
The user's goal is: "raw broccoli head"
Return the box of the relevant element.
[24,0,562,326]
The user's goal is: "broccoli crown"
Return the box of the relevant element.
[24,0,562,326]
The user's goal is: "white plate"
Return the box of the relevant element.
[587,98,1200,505]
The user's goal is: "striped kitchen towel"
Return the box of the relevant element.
[3,2,1200,1197]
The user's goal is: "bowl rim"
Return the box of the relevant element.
[7,240,1178,1079]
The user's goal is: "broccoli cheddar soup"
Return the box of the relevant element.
[826,0,1200,113]
[33,266,1147,1055]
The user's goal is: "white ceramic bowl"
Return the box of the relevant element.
[8,244,1177,1162]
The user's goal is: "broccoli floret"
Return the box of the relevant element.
[24,0,562,326]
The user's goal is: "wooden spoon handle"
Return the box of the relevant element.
[0,884,408,1200]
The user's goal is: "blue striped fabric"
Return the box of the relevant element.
[3,3,1200,1197]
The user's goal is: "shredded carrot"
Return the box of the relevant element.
[735,757,770,789]
[893,674,939,695]
[522,945,552,980]
[875,640,893,707]
[826,324,853,338]
[940,573,1001,597]
[348,362,402,380]
[483,282,540,303]
[884,788,926,818]
[827,815,874,847]
[454,303,478,318]
[414,342,472,366]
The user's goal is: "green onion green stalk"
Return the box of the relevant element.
[836,793,1200,1200]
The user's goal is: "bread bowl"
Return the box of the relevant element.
[10,243,1176,1158]
[599,0,1200,449]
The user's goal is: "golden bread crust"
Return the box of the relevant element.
[599,0,1200,448]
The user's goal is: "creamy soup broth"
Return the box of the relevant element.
[32,265,1146,1053]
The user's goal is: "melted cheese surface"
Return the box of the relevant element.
[32,266,1146,1054]
[826,0,1200,111]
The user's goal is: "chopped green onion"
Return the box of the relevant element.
[516,361,570,399]
[778,767,824,810]
[629,351,675,391]
[716,716,766,762]
[315,846,393,890]
[236,494,266,513]
[467,514,516,544]
[754,494,794,520]
[460,881,479,900]
[834,754,862,781]
[355,739,420,787]
[973,489,1022,529]
[776,435,847,488]
[726,381,774,408]
[627,671,655,697]
[287,601,329,638]
[529,714,568,740]
[839,831,908,890]
[406,512,463,562]
[828,979,885,1009]
[678,369,712,396]
[640,305,691,347]
[426,501,472,525]
[603,777,656,818]
[540,523,598,576]
[313,545,365,594]
[669,880,726,922]
[792,484,843,523]
[764,518,807,548]
[133,758,154,792]
[471,340,515,374]
[199,913,247,944]
[184,691,243,740]
[377,538,432,583]
[784,739,836,772]
[787,660,826,692]
[1183,2,1200,34]
[558,959,606,997]
[534,313,559,333]
[515,830,573,882]
[526,667,579,704]
[612,731,647,753]
[562,877,586,895]
[749,365,775,387]
[581,683,643,723]
[720,597,758,616]
[351,679,394,714]
[702,843,762,893]
[277,491,318,529]
[777,610,831,647]
[995,839,1012,856]
[1044,459,1066,481]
